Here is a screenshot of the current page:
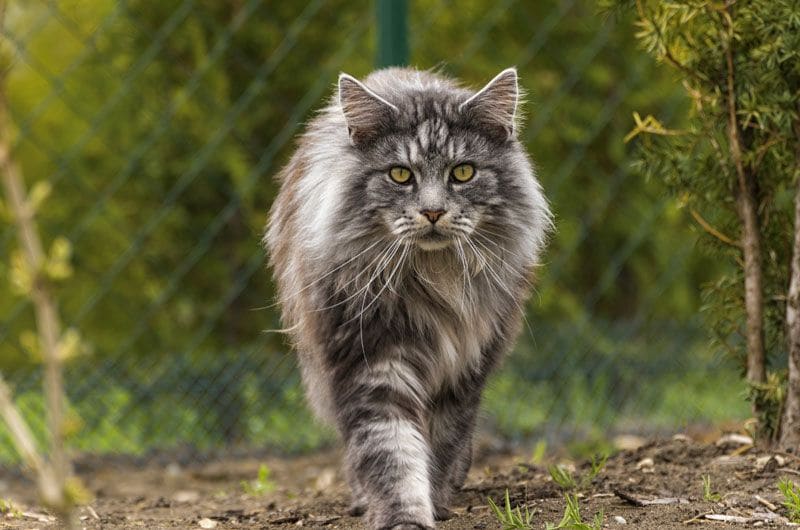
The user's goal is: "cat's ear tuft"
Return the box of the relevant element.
[338,73,398,148]
[459,67,519,142]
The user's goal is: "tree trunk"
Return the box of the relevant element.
[738,187,766,386]
[779,121,800,449]
[722,13,766,390]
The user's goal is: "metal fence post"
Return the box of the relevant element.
[376,0,408,67]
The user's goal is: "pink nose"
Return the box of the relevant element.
[420,209,445,223]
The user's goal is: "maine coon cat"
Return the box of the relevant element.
[265,67,550,529]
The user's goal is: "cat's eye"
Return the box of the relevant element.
[389,166,412,184]
[451,163,475,183]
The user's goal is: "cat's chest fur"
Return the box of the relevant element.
[396,264,497,390]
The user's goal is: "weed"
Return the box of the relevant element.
[0,498,21,518]
[548,464,577,490]
[241,464,276,496]
[548,453,608,491]
[702,475,721,502]
[546,494,603,530]
[779,478,800,523]
[488,489,536,530]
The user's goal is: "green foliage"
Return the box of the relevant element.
[240,464,276,496]
[488,490,536,530]
[778,478,800,523]
[702,475,721,502]
[545,494,603,530]
[620,0,800,399]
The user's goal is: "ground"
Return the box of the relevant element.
[2,434,800,529]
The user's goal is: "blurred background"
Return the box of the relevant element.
[0,0,748,466]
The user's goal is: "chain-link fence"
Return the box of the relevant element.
[0,0,747,466]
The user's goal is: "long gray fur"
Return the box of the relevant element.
[265,67,551,529]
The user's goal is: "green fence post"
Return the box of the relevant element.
[376,0,408,67]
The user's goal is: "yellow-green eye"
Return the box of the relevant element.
[389,166,412,184]
[451,163,475,182]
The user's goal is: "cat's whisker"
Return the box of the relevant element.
[356,242,408,358]
[470,232,534,287]
[276,238,384,308]
[311,240,400,313]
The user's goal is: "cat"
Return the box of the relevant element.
[265,66,551,529]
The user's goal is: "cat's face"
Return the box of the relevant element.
[339,69,522,252]
[363,128,501,251]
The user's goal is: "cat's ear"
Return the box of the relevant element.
[459,67,519,142]
[338,73,398,147]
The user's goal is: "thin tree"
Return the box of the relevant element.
[0,1,81,526]
[618,0,799,442]
[780,117,800,448]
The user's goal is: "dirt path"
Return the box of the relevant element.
[1,436,799,529]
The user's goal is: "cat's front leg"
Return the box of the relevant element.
[428,387,481,520]
[338,365,435,529]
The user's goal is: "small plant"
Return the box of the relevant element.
[702,475,722,502]
[588,454,608,481]
[545,494,603,530]
[241,464,276,496]
[548,454,608,491]
[531,440,547,465]
[488,489,535,530]
[0,498,21,518]
[548,464,577,490]
[779,478,800,523]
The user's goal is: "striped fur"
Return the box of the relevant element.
[265,67,551,529]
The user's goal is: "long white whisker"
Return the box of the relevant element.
[311,240,399,312]
[356,241,407,361]
[261,239,383,310]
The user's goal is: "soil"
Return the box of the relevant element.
[2,434,800,529]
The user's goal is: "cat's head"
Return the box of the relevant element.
[321,67,547,267]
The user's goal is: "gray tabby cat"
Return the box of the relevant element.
[265,67,551,529]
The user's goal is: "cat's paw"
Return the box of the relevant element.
[434,505,455,521]
[347,502,367,517]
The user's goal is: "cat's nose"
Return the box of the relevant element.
[420,209,446,223]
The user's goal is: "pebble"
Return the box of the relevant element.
[613,515,627,524]
[636,457,654,472]
[198,518,217,529]
[715,433,753,447]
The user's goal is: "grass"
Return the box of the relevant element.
[779,478,800,523]
[488,490,603,530]
[546,494,603,530]
[488,489,536,529]
[548,453,608,491]
[702,475,721,502]
[240,464,276,496]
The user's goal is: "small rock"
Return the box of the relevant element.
[314,468,336,491]
[613,435,646,451]
[755,455,786,472]
[636,457,654,472]
[198,518,217,529]
[671,433,692,443]
[165,462,182,478]
[173,490,200,503]
[613,515,627,524]
[715,433,753,447]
